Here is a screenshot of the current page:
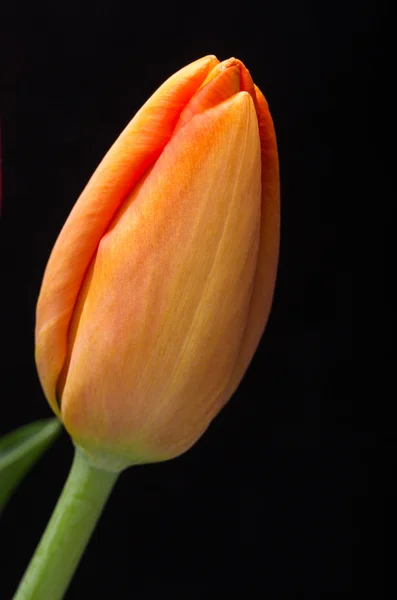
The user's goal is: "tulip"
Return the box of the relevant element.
[35,55,280,471]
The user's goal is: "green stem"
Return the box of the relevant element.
[13,446,119,600]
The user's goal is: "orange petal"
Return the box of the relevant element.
[61,92,262,466]
[222,84,280,402]
[200,57,257,106]
[174,63,240,133]
[35,55,219,415]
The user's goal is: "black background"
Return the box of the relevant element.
[0,1,378,598]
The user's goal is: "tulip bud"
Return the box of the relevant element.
[35,56,280,471]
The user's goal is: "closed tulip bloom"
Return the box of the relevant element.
[35,56,280,471]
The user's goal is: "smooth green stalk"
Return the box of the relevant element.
[13,446,119,600]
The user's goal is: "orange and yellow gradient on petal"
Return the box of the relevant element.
[35,56,279,470]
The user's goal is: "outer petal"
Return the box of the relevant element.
[222,84,280,401]
[35,55,219,415]
[61,92,262,468]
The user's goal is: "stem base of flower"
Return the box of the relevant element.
[13,446,119,600]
